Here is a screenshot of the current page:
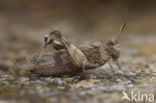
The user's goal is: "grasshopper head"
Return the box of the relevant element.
[104,39,120,61]
[103,22,126,60]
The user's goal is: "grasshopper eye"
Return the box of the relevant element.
[106,40,115,46]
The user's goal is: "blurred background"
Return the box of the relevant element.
[0,0,156,63]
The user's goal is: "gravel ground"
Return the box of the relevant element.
[0,34,156,103]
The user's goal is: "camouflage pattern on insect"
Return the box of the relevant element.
[15,23,126,77]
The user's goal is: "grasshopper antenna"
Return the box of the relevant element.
[115,22,126,41]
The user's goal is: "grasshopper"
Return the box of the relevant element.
[16,23,126,77]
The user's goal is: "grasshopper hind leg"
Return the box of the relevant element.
[54,44,64,50]
[50,29,99,69]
